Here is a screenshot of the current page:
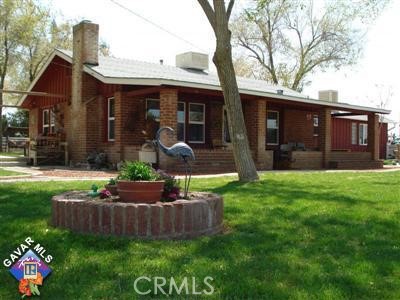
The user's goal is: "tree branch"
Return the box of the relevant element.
[197,0,216,31]
[227,0,235,21]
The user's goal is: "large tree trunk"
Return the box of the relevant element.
[199,0,259,182]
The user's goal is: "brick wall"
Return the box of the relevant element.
[319,108,332,167]
[209,102,223,145]
[367,114,380,161]
[283,109,318,149]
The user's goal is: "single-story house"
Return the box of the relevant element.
[20,21,390,173]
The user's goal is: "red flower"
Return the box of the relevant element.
[18,279,31,296]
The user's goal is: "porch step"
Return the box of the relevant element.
[328,160,383,170]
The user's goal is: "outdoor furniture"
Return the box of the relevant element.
[29,136,68,166]
[296,142,306,151]
[5,137,29,155]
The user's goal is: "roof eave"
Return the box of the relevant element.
[83,67,391,115]
[22,49,390,115]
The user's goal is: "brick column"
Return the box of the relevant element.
[319,108,332,168]
[159,88,178,170]
[244,99,270,169]
[367,113,380,161]
[28,108,39,139]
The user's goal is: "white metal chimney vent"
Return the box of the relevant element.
[176,52,209,71]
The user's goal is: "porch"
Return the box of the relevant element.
[27,85,383,172]
[103,87,382,172]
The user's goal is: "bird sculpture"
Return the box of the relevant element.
[155,127,195,199]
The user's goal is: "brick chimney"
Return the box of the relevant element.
[72,21,99,108]
[68,21,99,164]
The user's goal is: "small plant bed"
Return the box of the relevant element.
[51,161,223,239]
[51,190,223,239]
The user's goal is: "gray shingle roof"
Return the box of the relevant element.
[26,49,388,115]
[59,49,304,98]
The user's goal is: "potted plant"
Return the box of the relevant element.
[105,178,118,196]
[156,170,180,201]
[117,161,164,203]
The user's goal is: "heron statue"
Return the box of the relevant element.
[155,127,195,199]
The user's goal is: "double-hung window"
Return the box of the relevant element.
[108,97,115,141]
[267,111,279,145]
[188,103,205,143]
[42,109,50,135]
[359,123,368,145]
[146,99,160,122]
[351,122,357,145]
[313,115,319,136]
[177,102,185,141]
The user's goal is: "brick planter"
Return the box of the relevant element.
[51,191,223,239]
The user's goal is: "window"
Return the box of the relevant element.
[223,108,231,143]
[267,111,279,145]
[188,103,205,143]
[108,97,115,141]
[177,102,185,141]
[351,122,357,145]
[313,115,319,136]
[42,109,50,135]
[359,123,368,145]
[146,99,160,122]
[50,109,56,133]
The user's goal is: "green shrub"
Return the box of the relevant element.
[118,161,159,181]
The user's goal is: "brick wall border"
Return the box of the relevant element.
[52,191,223,239]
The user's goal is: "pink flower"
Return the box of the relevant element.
[100,189,112,199]
[167,193,178,200]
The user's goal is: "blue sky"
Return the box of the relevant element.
[48,0,399,124]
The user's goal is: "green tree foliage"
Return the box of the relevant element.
[232,0,389,92]
[5,109,28,127]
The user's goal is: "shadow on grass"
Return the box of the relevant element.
[0,177,399,299]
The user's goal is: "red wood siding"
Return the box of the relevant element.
[23,56,72,108]
[332,118,387,159]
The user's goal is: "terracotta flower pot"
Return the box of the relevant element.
[117,180,165,203]
[105,184,118,196]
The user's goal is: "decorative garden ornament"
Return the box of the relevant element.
[155,127,195,198]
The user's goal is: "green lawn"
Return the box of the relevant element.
[0,168,24,177]
[0,151,24,158]
[0,171,399,299]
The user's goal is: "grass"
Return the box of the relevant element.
[0,171,399,299]
[384,159,398,165]
[0,151,24,158]
[0,168,25,177]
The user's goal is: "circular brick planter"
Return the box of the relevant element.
[51,191,223,239]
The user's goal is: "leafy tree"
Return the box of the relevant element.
[232,0,389,92]
[5,109,28,127]
[198,0,259,182]
[0,0,26,150]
